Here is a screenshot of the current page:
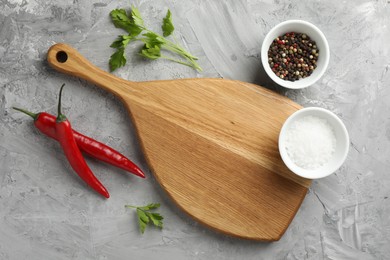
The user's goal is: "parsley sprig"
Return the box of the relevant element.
[125,203,164,234]
[109,7,202,72]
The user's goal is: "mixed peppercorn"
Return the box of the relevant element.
[268,32,319,81]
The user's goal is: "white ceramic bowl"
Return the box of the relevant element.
[261,20,330,89]
[279,107,349,179]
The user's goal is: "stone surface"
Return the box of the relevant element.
[1,0,390,259]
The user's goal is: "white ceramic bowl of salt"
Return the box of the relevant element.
[278,107,349,179]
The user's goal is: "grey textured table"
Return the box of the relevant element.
[1,0,389,259]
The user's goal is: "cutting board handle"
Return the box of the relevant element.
[47,43,136,97]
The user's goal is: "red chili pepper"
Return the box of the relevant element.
[73,132,145,178]
[55,84,109,198]
[13,108,145,178]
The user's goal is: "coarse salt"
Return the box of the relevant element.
[284,115,336,170]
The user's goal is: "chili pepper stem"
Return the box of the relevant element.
[57,84,67,123]
[13,107,38,120]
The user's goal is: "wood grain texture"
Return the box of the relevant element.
[47,43,311,241]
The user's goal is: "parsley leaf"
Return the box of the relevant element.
[130,7,144,28]
[136,208,149,234]
[147,212,163,228]
[141,32,165,46]
[110,9,142,37]
[109,48,126,72]
[110,37,124,49]
[125,203,164,234]
[140,44,161,60]
[108,6,202,72]
[110,35,133,48]
[162,10,174,37]
[110,9,130,29]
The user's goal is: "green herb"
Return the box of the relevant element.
[125,203,164,234]
[109,48,126,72]
[162,10,174,37]
[109,6,202,72]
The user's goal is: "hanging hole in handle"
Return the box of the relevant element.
[56,51,68,63]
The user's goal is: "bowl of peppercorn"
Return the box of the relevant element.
[261,20,329,89]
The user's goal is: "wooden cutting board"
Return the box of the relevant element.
[47,43,311,241]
